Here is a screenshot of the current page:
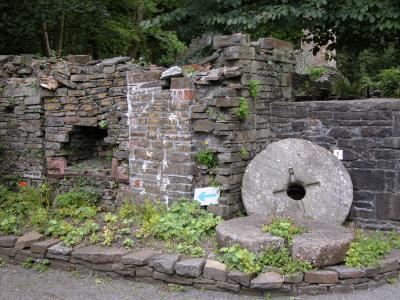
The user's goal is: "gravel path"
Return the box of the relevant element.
[0,264,399,300]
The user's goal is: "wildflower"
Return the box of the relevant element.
[18,181,27,188]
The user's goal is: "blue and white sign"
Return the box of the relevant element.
[194,187,220,206]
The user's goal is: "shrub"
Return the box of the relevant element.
[378,68,400,97]
[196,150,218,168]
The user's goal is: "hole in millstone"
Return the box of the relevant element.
[287,182,306,201]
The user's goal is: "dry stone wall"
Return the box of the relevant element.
[269,99,400,230]
[1,233,400,296]
[0,55,140,208]
[127,34,294,216]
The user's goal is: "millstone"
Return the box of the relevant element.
[242,138,353,225]
[216,215,355,267]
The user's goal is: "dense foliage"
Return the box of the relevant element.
[149,0,400,53]
[0,0,185,65]
[0,184,220,256]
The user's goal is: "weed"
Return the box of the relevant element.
[102,225,116,246]
[345,231,391,267]
[263,218,306,244]
[260,247,312,274]
[235,97,250,121]
[239,147,249,159]
[248,80,260,98]
[218,244,262,274]
[218,244,312,275]
[54,188,100,207]
[122,238,134,248]
[95,275,112,285]
[308,66,328,81]
[98,120,108,129]
[387,277,398,284]
[71,270,82,279]
[196,150,218,168]
[0,258,6,268]
[206,107,225,121]
[22,258,49,272]
[209,178,220,188]
[166,284,186,292]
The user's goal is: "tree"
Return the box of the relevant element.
[149,0,400,53]
[0,0,185,64]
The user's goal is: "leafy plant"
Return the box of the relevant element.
[118,200,137,220]
[63,220,100,247]
[263,218,306,244]
[102,225,116,246]
[122,238,134,248]
[345,231,392,267]
[235,97,249,121]
[218,244,262,274]
[378,68,400,97]
[176,242,206,257]
[260,247,312,274]
[22,258,50,272]
[98,120,108,129]
[196,150,218,168]
[239,147,249,159]
[54,188,100,207]
[29,207,49,233]
[308,67,328,81]
[248,80,260,98]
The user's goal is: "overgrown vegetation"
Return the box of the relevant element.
[196,150,218,169]
[218,244,312,275]
[235,97,250,121]
[345,230,400,268]
[263,218,306,244]
[0,184,221,257]
[378,68,400,98]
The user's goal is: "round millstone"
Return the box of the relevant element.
[242,138,353,225]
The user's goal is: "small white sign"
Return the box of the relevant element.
[194,187,220,206]
[333,149,343,160]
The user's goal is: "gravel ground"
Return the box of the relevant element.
[0,264,399,300]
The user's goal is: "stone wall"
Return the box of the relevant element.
[127,34,295,216]
[1,233,400,296]
[127,72,196,204]
[0,55,139,208]
[270,99,400,230]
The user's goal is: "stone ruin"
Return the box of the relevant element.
[216,138,355,267]
[0,33,400,230]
